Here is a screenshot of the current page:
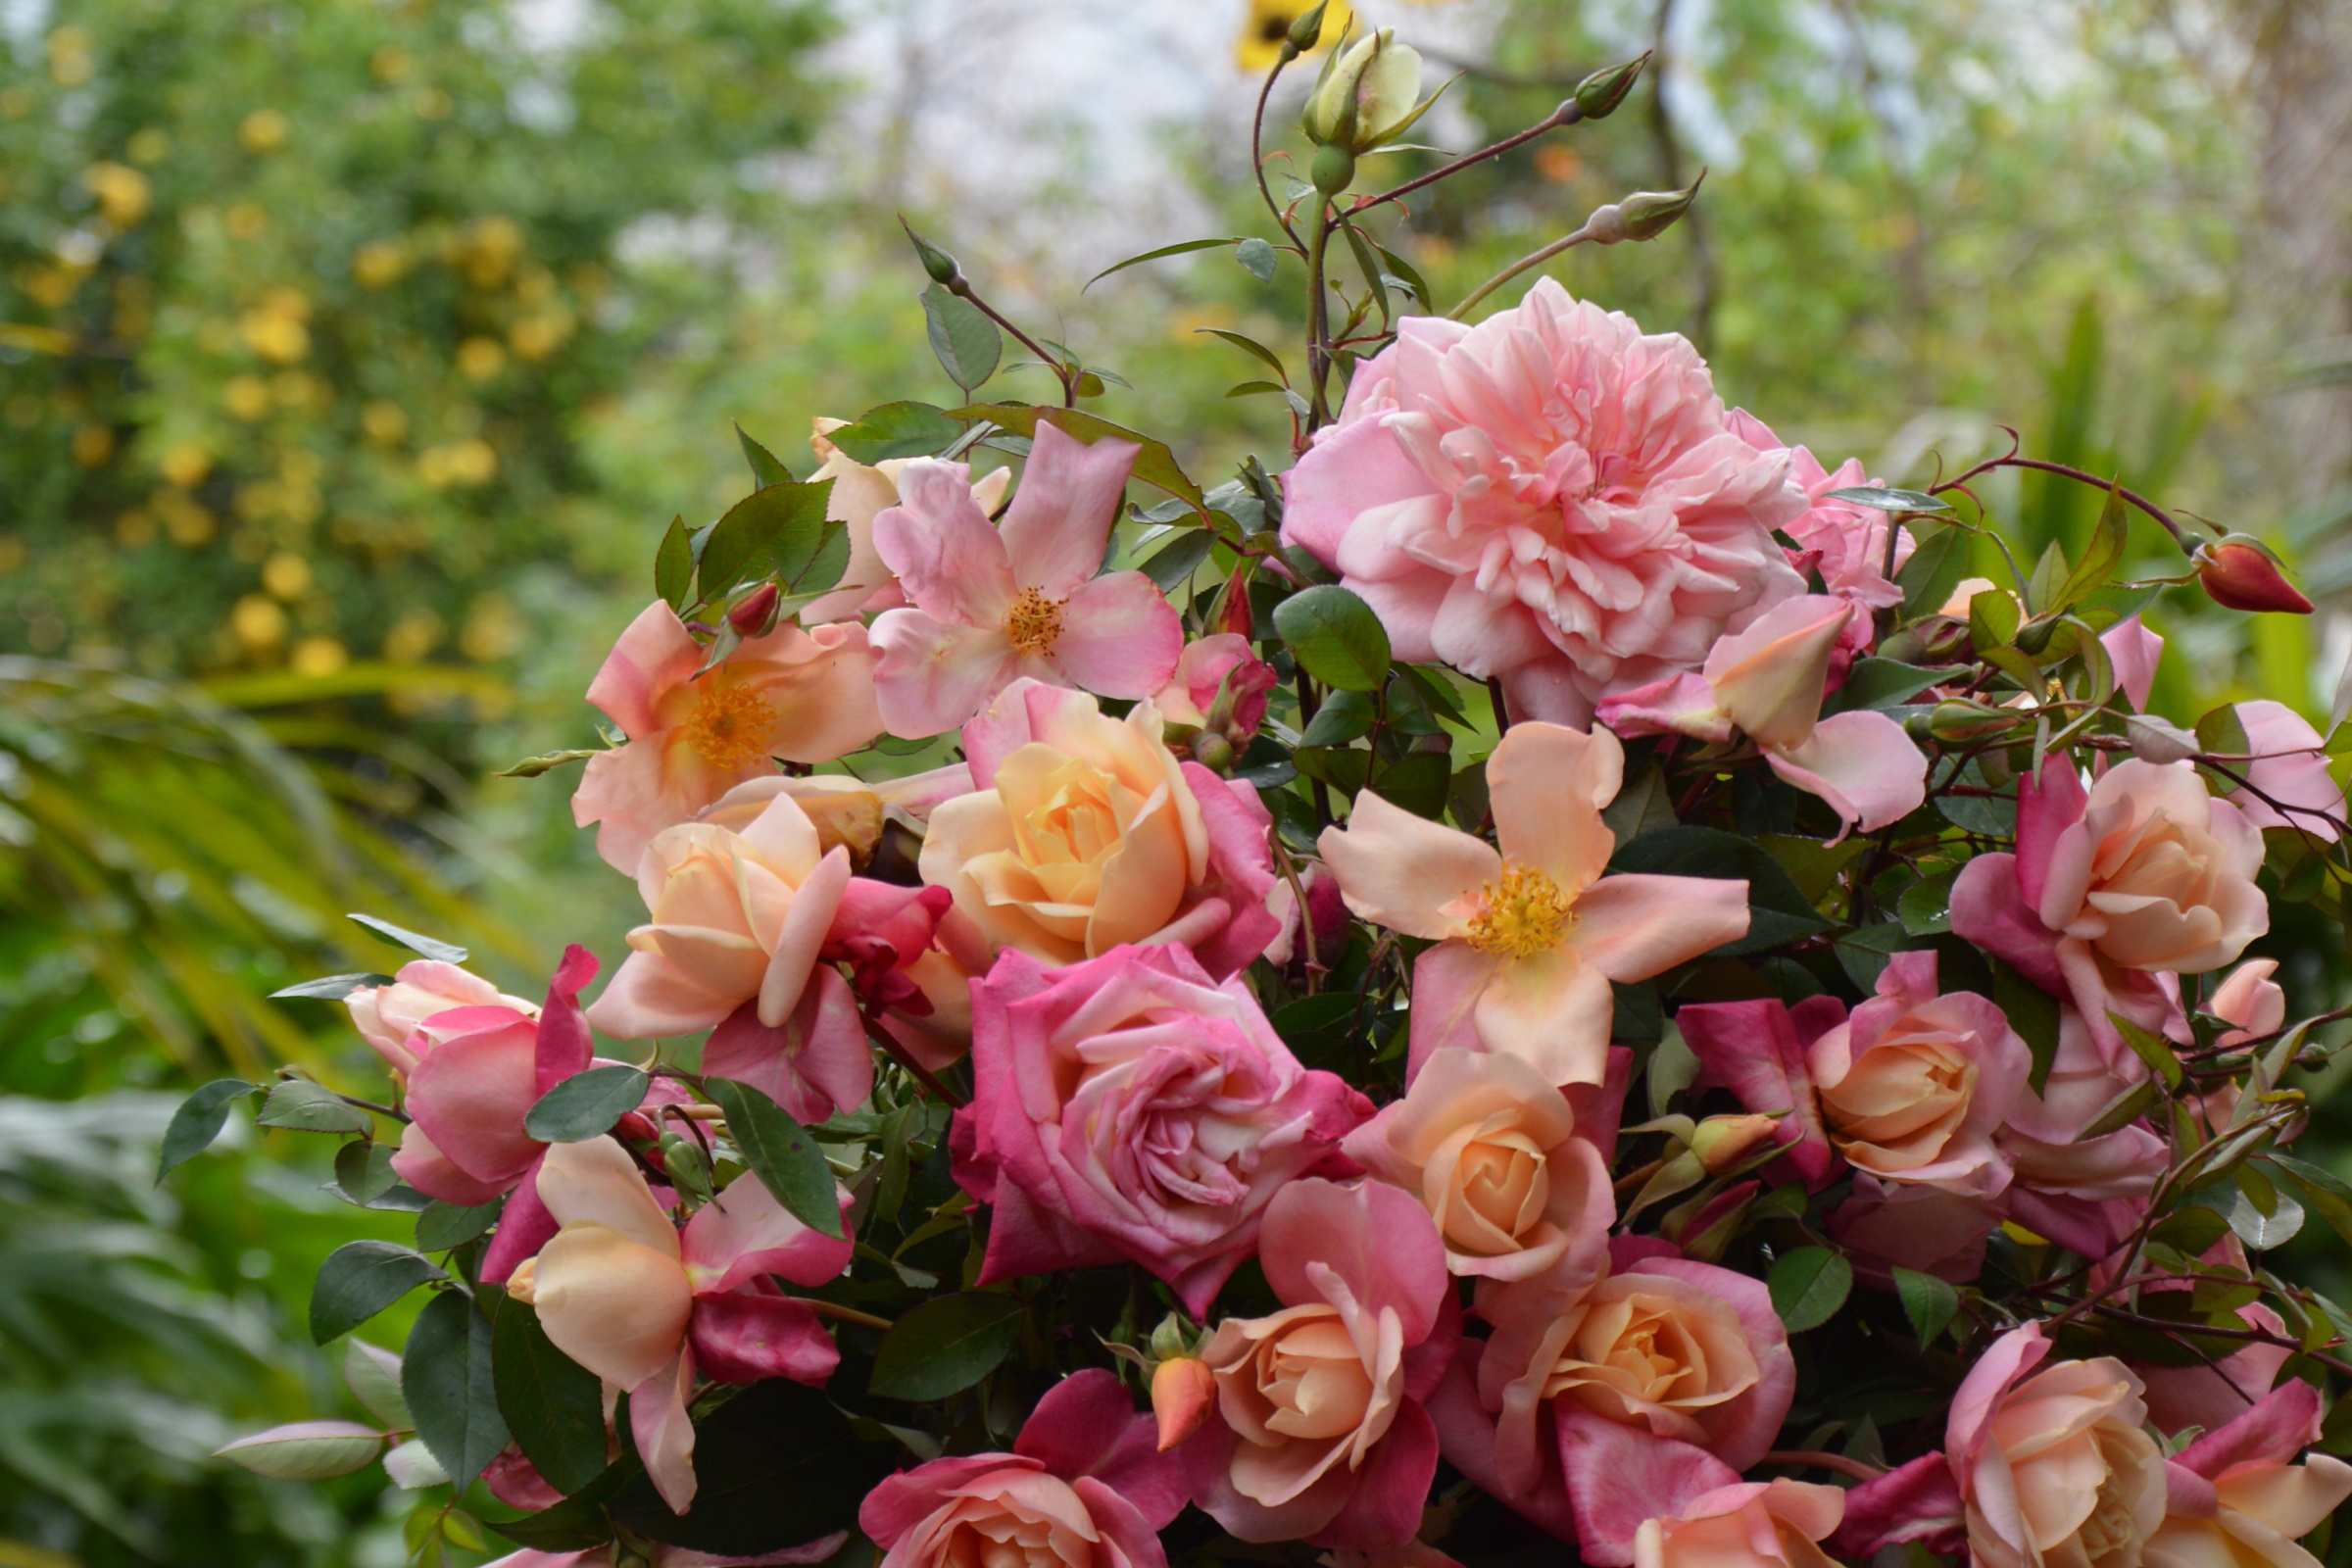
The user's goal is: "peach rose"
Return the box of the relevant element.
[343,959,536,1077]
[1633,1481,1844,1568]
[1340,1046,1614,1281]
[920,679,1279,977]
[1949,1326,2165,1568]
[2147,1381,2352,1568]
[2040,759,2268,973]
[1807,952,2030,1197]
[2212,956,2286,1048]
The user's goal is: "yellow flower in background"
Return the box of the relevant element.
[83,162,151,227]
[456,335,507,380]
[239,109,289,154]
[261,553,312,600]
[1236,0,1353,72]
[290,636,348,677]
[353,237,414,289]
[231,594,287,651]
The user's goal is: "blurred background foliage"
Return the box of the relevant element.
[3,0,2351,1562]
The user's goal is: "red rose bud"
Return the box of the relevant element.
[1152,1356,1217,1451]
[2195,535,2313,614]
[726,581,781,637]
[1215,561,1254,639]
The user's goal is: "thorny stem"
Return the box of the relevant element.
[1270,835,1322,990]
[1251,58,1304,251]
[1933,455,2199,559]
[1344,97,1594,220]
[1305,195,1337,425]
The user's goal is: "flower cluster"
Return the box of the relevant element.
[200,37,2352,1568]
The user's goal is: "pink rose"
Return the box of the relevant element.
[1826,1180,2002,1286]
[571,601,883,874]
[344,959,536,1077]
[1994,1007,2166,1260]
[1630,1479,1844,1568]
[2212,956,2286,1047]
[1317,722,1748,1087]
[1153,632,1277,746]
[1186,1178,1458,1549]
[1340,1046,1614,1282]
[2147,1380,2352,1568]
[953,943,1368,1314]
[2230,700,2346,842]
[799,416,1011,625]
[920,678,1282,977]
[507,1137,853,1513]
[1947,1325,2166,1568]
[868,423,1183,737]
[1278,278,1806,725]
[861,1370,1185,1568]
[1728,410,1910,671]
[2138,1298,2292,1438]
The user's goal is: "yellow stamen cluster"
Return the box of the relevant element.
[1466,863,1574,959]
[1004,586,1067,657]
[684,681,777,769]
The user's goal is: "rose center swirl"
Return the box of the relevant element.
[1466,863,1575,959]
[1004,586,1067,657]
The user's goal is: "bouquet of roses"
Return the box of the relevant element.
[193,13,2352,1568]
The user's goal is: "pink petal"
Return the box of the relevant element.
[1675,998,1837,1188]
[2101,614,2163,712]
[1570,872,1751,980]
[2174,1380,2324,1478]
[1826,1452,1966,1558]
[1424,1338,1578,1543]
[479,1152,558,1284]
[572,737,695,877]
[1000,421,1140,599]
[1319,792,1498,941]
[869,609,1027,739]
[758,847,852,1028]
[1948,854,2067,995]
[2234,699,2345,841]
[1016,1369,1187,1530]
[688,1293,840,1386]
[702,969,873,1126]
[682,1169,853,1293]
[536,946,599,1093]
[2014,755,2087,912]
[1404,940,1499,1082]
[1053,571,1184,699]
[631,1352,700,1514]
[1554,1404,1740,1568]
[1592,673,1729,744]
[1765,709,1927,832]
[1258,1177,1448,1346]
[1278,413,1444,572]
[403,1016,544,1186]
[1307,1400,1439,1551]
[390,1119,513,1206]
[1488,722,1622,890]
[1474,945,1615,1087]
[586,601,702,738]
[869,461,1016,627]
[1703,594,1851,751]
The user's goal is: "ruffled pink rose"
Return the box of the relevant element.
[800,416,1012,625]
[1949,1325,2166,1568]
[920,678,1282,977]
[344,959,537,1078]
[1154,632,1277,746]
[2147,1380,2352,1568]
[952,943,1368,1315]
[1597,595,1928,833]
[1318,722,1748,1087]
[861,1370,1185,1568]
[507,1137,853,1513]
[1954,754,2265,1064]
[571,601,883,873]
[1340,1046,1614,1282]
[2230,700,2346,842]
[1186,1178,1458,1550]
[1728,410,1909,682]
[1278,278,1807,725]
[868,422,1183,737]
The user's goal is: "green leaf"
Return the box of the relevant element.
[1825,660,1947,714]
[1140,530,1215,591]
[1989,958,2062,1094]
[1646,1021,1700,1119]
[2056,479,2130,611]
[1896,867,1959,936]
[1969,587,2021,652]
[1298,688,1376,749]
[2149,1207,2230,1256]
[1372,752,1452,819]
[157,1079,258,1181]
[1275,585,1392,692]
[945,404,1210,525]
[346,1340,411,1428]
[270,971,391,1000]
[349,912,466,962]
[404,1289,510,1492]
[1234,236,1278,281]
[1608,826,1834,956]
[1897,524,1967,619]
[494,748,601,779]
[656,514,694,612]
[311,1241,446,1345]
[1293,745,1371,798]
[258,1079,375,1135]
[1194,327,1290,381]
[2081,1081,2159,1138]
[1374,240,1435,310]
[2266,1154,2352,1249]
[1768,1247,1852,1333]
[416,1197,502,1253]
[2110,1012,2184,1090]
[827,401,963,465]
[698,480,832,602]
[607,1381,894,1556]
[331,1139,401,1204]
[1601,764,1678,842]
[2195,705,2251,759]
[493,1296,609,1494]
[922,283,1002,392]
[1833,923,1909,991]
[524,1065,650,1144]
[705,1078,845,1239]
[2027,540,2070,616]
[868,1292,1026,1400]
[1083,236,1235,290]
[216,1422,386,1481]
[1891,1265,1959,1346]
[1823,486,1951,514]
[735,424,794,488]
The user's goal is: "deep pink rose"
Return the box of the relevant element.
[861,1370,1185,1568]
[1279,278,1807,725]
[952,944,1369,1314]
[1185,1178,1458,1549]
[1727,410,1911,675]
[1153,632,1277,745]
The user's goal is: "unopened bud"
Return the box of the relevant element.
[1616,172,1704,242]
[2194,535,2313,614]
[1927,699,2019,744]
[1310,141,1357,195]
[1147,1312,1192,1362]
[1573,55,1647,121]
[726,581,781,638]
[1215,562,1254,639]
[898,217,960,286]
[1191,732,1235,773]
[1152,1356,1217,1452]
[2126,711,2200,765]
[1286,0,1329,54]
[1689,1112,1780,1175]
[505,1256,539,1305]
[659,1130,713,1202]
[1303,28,1425,156]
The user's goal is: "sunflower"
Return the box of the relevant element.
[1235,0,1354,72]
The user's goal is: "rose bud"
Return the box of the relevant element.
[1574,55,1646,121]
[725,581,781,637]
[1690,1111,1783,1175]
[1151,1355,1217,1451]
[2194,534,2313,614]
